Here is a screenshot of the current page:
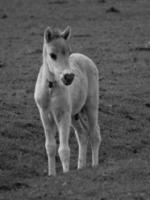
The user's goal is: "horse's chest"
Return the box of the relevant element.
[48,73,88,115]
[48,87,70,112]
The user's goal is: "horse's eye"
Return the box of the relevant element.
[50,53,57,60]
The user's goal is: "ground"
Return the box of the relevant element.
[0,0,150,199]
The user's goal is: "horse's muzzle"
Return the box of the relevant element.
[62,73,75,86]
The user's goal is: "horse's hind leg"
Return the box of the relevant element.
[72,114,88,169]
[86,106,101,167]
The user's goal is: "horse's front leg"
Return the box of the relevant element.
[39,108,57,176]
[54,110,71,173]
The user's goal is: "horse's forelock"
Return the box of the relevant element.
[51,28,62,40]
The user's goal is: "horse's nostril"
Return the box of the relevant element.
[63,73,75,85]
[64,73,74,81]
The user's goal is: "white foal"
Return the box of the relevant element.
[34,26,101,176]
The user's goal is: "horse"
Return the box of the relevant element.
[34,26,101,176]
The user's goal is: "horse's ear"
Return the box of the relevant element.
[44,27,53,43]
[61,26,71,40]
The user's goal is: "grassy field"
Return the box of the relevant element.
[0,0,150,199]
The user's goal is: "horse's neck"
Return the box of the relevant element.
[42,44,55,82]
[42,43,48,67]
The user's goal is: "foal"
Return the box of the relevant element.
[34,26,101,176]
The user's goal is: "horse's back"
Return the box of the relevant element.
[70,53,99,96]
[70,53,98,75]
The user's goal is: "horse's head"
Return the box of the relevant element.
[43,26,74,86]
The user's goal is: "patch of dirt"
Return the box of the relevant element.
[0,0,150,199]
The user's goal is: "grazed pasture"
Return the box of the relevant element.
[0,0,150,199]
